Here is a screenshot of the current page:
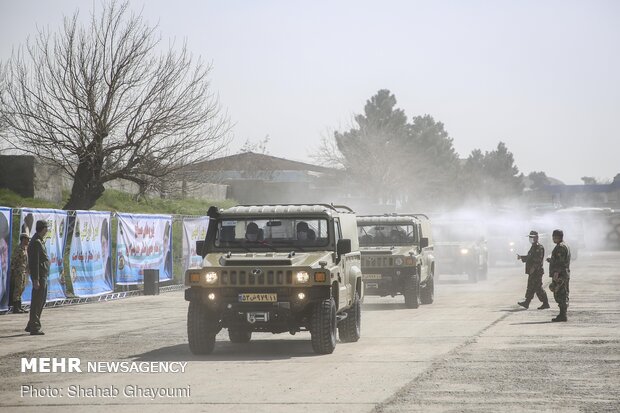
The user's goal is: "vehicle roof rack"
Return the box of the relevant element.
[358,213,429,219]
[235,203,355,213]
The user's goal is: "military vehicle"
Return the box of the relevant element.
[357,214,435,308]
[433,219,488,283]
[185,204,363,355]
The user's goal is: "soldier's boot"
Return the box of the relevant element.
[552,305,567,322]
[13,300,26,313]
[517,300,530,309]
[537,302,550,310]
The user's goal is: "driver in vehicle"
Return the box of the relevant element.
[390,228,404,243]
[296,221,316,243]
[245,222,260,242]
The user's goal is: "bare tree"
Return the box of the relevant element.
[0,1,230,209]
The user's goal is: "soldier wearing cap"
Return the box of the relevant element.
[547,229,571,322]
[25,220,50,335]
[516,230,549,310]
[10,233,30,313]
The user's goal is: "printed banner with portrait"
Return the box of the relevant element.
[69,211,113,297]
[0,207,12,312]
[20,208,69,304]
[182,217,209,272]
[116,213,173,285]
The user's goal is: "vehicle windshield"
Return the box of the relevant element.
[214,217,330,251]
[434,222,485,243]
[358,224,418,246]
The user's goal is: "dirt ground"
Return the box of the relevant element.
[0,251,618,413]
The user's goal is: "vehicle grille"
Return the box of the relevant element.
[362,256,394,267]
[220,270,294,286]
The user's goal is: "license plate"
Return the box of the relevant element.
[363,274,382,280]
[238,293,277,303]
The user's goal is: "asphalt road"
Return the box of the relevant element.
[0,251,618,412]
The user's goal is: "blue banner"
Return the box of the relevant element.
[69,211,113,297]
[0,207,12,312]
[116,213,173,285]
[20,208,68,304]
[182,217,209,272]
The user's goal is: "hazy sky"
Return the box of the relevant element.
[1,0,618,184]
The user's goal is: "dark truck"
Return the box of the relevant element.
[357,214,435,308]
[185,204,363,355]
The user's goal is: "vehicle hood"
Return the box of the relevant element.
[360,246,415,256]
[203,252,334,268]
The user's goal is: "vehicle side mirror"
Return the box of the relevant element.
[420,237,429,249]
[196,240,206,258]
[337,239,352,256]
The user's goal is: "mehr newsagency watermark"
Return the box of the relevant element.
[19,358,191,400]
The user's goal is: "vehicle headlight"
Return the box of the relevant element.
[204,271,218,284]
[394,257,404,266]
[460,248,469,255]
[295,271,310,284]
[509,242,515,246]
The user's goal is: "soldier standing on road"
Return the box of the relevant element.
[517,231,550,310]
[10,233,30,313]
[25,221,49,335]
[548,229,571,322]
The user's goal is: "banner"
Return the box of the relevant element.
[69,211,113,297]
[0,207,12,312]
[20,208,69,304]
[116,213,173,284]
[182,217,209,272]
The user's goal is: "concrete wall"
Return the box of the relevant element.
[1,155,228,203]
[0,155,63,203]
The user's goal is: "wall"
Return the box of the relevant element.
[0,155,63,203]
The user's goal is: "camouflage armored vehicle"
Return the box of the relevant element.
[357,214,435,308]
[185,204,363,355]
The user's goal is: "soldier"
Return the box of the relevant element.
[547,229,571,322]
[517,231,550,310]
[10,233,30,313]
[25,220,49,335]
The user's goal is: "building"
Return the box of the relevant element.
[182,152,340,204]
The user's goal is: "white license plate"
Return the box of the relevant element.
[238,293,277,303]
[363,274,382,280]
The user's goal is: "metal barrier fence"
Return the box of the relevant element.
[11,283,187,313]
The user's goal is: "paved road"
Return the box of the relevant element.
[0,252,618,412]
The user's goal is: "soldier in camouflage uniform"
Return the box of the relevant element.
[517,231,550,310]
[10,233,30,313]
[547,229,571,322]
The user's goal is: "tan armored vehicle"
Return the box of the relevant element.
[433,219,488,283]
[185,204,363,355]
[357,214,435,308]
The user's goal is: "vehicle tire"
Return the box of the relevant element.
[403,274,420,309]
[228,329,252,343]
[420,275,434,305]
[187,299,218,355]
[338,292,361,342]
[467,270,478,283]
[311,297,337,354]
